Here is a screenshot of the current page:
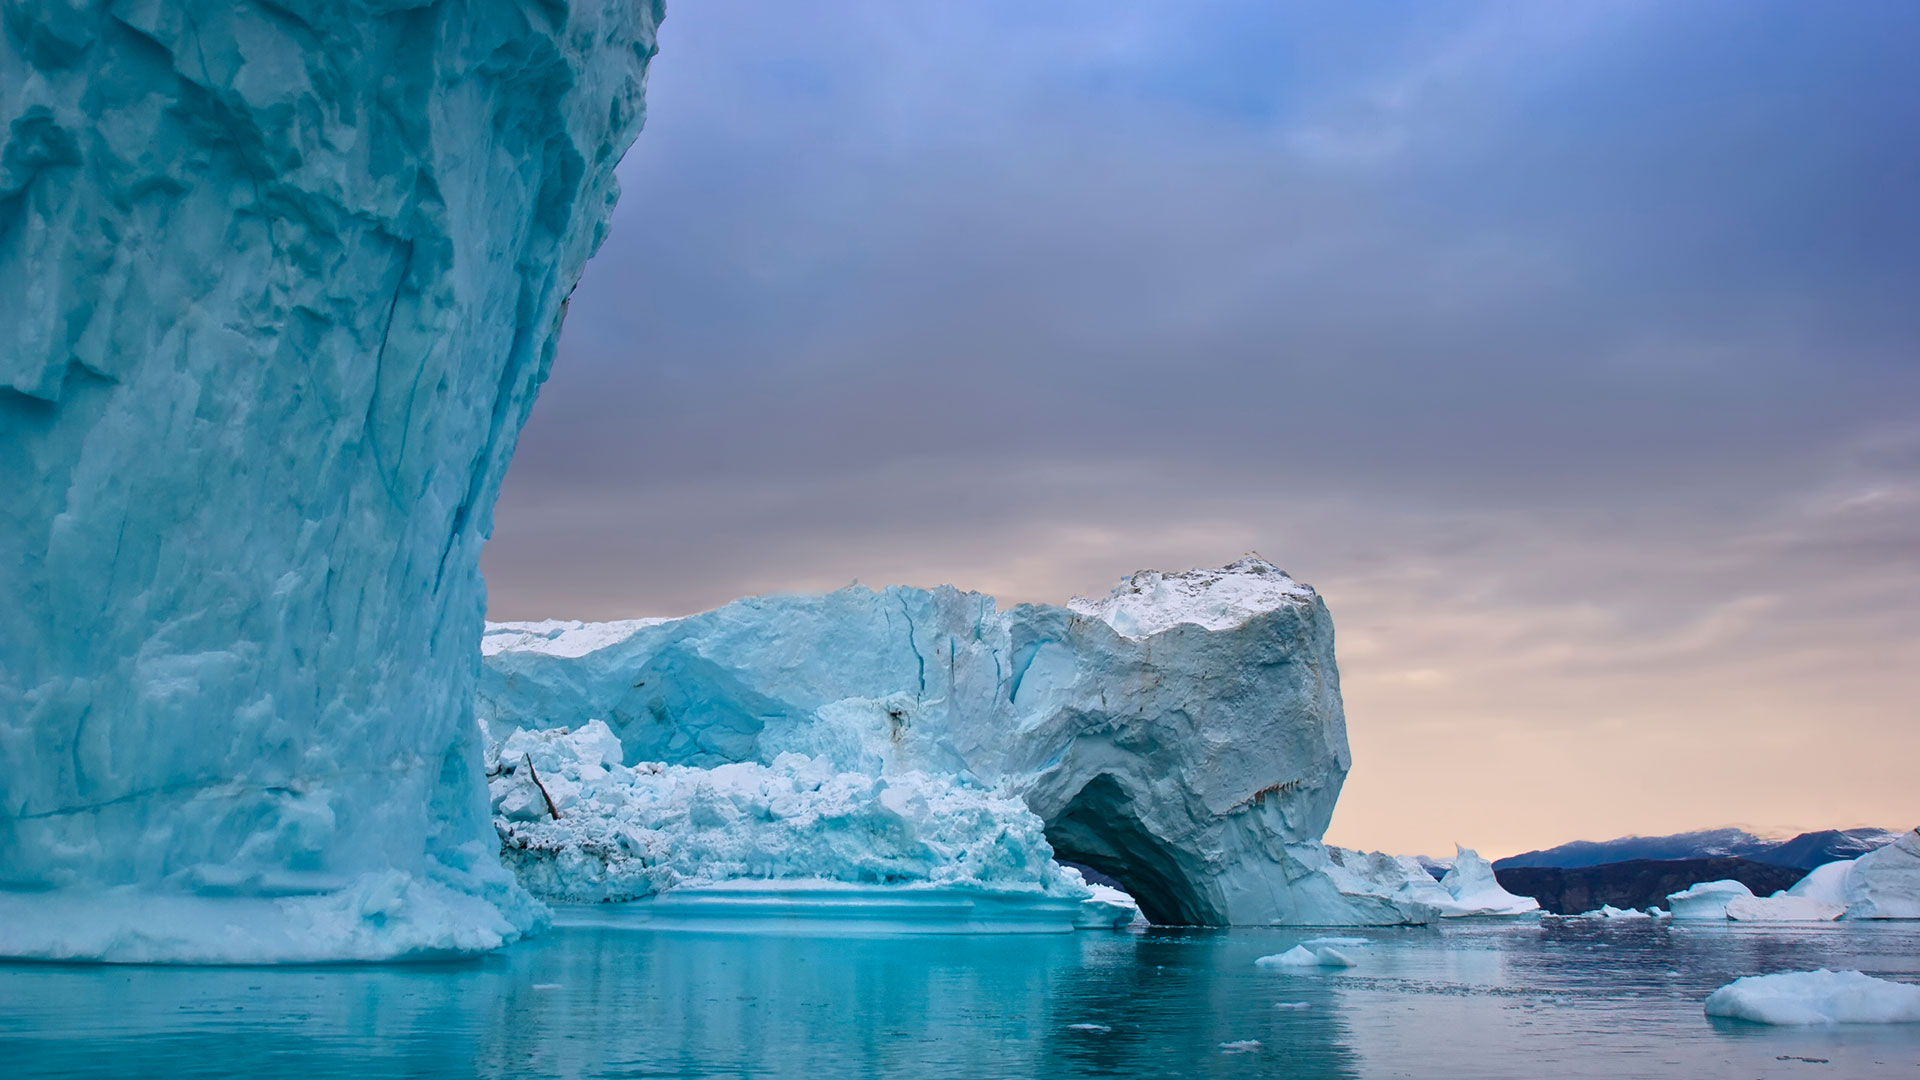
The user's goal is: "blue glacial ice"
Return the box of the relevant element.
[1,0,662,962]
[481,558,1522,927]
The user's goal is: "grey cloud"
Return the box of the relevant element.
[484,0,1920,854]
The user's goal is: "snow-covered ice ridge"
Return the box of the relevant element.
[0,1,661,962]
[481,560,1531,926]
[1066,556,1317,639]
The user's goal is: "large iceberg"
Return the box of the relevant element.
[1434,847,1540,916]
[481,559,1525,926]
[1837,827,1920,919]
[1,1,661,962]
[1666,828,1920,923]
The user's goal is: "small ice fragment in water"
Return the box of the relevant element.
[1273,1002,1312,1010]
[1067,1023,1111,1032]
[532,984,563,991]
[1219,1040,1262,1054]
[1256,944,1356,968]
[1573,904,1652,919]
[1704,969,1920,1025]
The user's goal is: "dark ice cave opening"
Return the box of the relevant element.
[1044,774,1217,926]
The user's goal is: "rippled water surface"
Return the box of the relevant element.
[4,919,1917,1078]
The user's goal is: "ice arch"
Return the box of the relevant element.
[0,0,663,962]
[1043,775,1217,926]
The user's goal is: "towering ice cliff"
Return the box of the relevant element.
[482,558,1441,926]
[1,0,661,961]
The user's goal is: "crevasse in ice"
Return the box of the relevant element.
[0,0,662,962]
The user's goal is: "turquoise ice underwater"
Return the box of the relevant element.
[6,921,1920,1079]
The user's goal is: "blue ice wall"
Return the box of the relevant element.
[0,0,662,961]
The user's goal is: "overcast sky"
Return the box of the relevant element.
[483,0,1920,857]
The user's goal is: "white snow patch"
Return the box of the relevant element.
[1067,556,1315,639]
[482,618,677,658]
[1705,969,1920,1025]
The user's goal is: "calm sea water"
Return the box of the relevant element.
[3,918,1916,1078]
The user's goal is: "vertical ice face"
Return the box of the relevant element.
[0,0,661,961]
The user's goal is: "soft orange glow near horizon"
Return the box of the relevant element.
[486,451,1920,860]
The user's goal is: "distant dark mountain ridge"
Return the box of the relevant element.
[1493,858,1806,916]
[1494,827,1901,872]
[1761,828,1905,871]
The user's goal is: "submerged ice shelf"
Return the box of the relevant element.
[0,0,661,962]
[482,559,1537,927]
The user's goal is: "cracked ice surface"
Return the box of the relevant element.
[0,0,661,962]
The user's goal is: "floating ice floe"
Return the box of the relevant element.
[1256,940,1360,968]
[1704,969,1920,1025]
[1080,883,1148,930]
[1571,905,1659,920]
[1219,1040,1263,1054]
